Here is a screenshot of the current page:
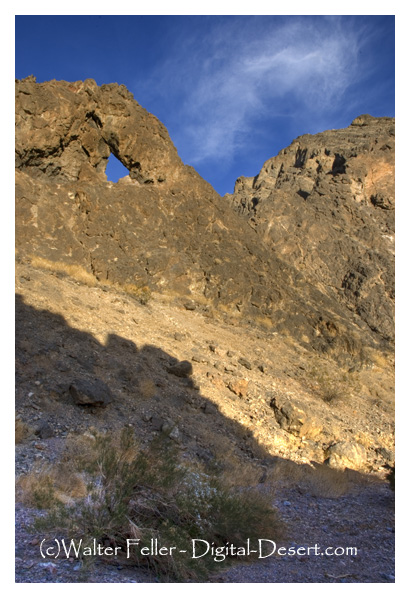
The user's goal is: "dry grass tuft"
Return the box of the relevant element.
[266,460,353,498]
[17,461,88,509]
[17,467,58,509]
[138,378,157,399]
[28,255,152,304]
[119,283,152,305]
[301,356,358,405]
[29,256,98,287]
[15,417,33,444]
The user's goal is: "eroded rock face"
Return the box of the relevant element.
[15,76,181,185]
[16,78,394,363]
[227,114,395,345]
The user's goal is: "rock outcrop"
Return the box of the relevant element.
[226,114,395,346]
[16,78,394,364]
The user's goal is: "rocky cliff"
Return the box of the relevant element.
[227,114,395,346]
[15,77,394,367]
[15,77,395,481]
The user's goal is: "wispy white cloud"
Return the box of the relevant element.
[135,17,369,165]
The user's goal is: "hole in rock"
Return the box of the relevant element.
[105,153,129,182]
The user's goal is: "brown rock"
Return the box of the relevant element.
[69,378,113,407]
[167,360,193,378]
[228,379,249,397]
[270,396,322,439]
[34,421,54,439]
[326,441,368,470]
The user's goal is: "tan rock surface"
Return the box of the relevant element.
[16,79,394,368]
[15,78,394,475]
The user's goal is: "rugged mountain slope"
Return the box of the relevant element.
[226,114,395,345]
[16,78,394,366]
[15,77,394,473]
[14,77,395,584]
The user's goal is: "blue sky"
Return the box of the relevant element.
[15,15,395,195]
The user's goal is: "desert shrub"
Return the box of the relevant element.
[30,428,283,581]
[302,357,354,404]
[320,384,344,404]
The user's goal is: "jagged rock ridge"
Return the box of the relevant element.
[16,77,394,363]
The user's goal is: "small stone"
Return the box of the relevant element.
[191,378,201,390]
[183,301,196,311]
[35,421,54,439]
[228,379,248,397]
[203,402,218,415]
[238,357,252,370]
[169,426,182,442]
[376,447,394,462]
[151,416,165,431]
[270,396,322,439]
[161,419,175,434]
[38,562,58,574]
[191,354,208,364]
[167,360,193,378]
[380,572,395,581]
[283,500,291,506]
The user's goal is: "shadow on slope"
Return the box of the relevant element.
[15,292,385,494]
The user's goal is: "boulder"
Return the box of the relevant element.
[34,421,54,439]
[326,441,368,470]
[166,360,193,378]
[270,396,322,439]
[69,378,113,407]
